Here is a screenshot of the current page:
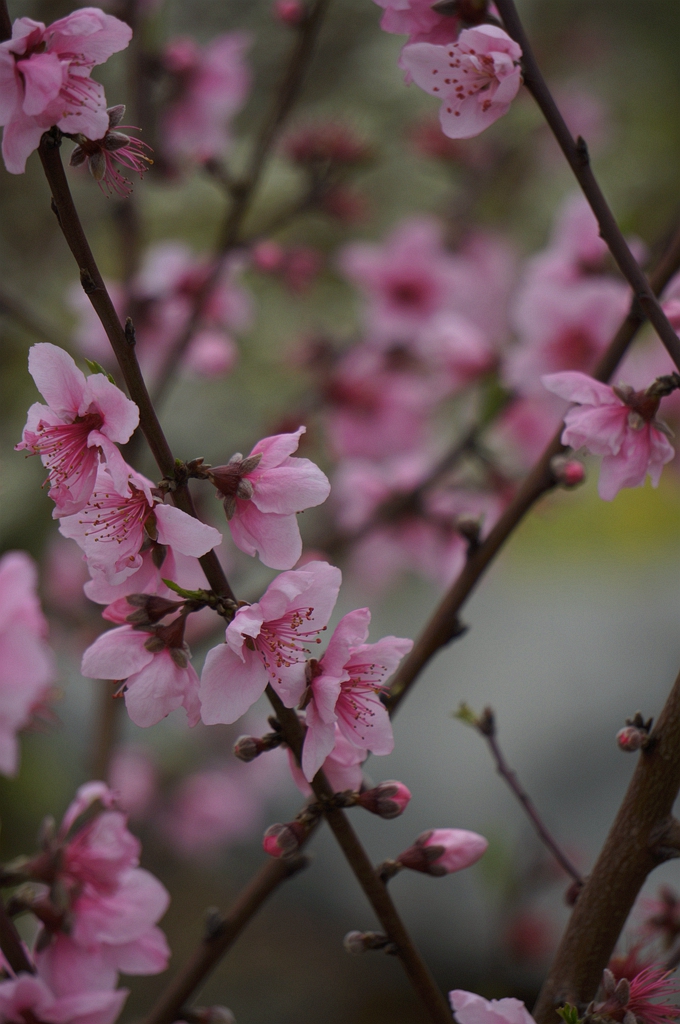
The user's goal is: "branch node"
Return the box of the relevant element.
[125,317,137,346]
[79,268,97,294]
[575,135,590,166]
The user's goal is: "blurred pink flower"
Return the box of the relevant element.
[208,426,330,570]
[161,33,251,164]
[414,311,495,391]
[200,561,341,723]
[302,607,412,780]
[81,617,201,728]
[17,344,139,517]
[401,26,522,140]
[0,551,55,776]
[398,828,488,874]
[161,768,262,857]
[59,464,221,585]
[543,371,675,500]
[488,394,562,470]
[0,9,132,173]
[0,973,127,1024]
[108,748,157,819]
[371,0,461,46]
[449,990,535,1024]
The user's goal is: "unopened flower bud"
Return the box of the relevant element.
[617,726,645,752]
[343,930,391,955]
[357,781,411,819]
[273,0,306,25]
[233,735,265,762]
[396,828,488,876]
[262,821,308,858]
[550,455,585,489]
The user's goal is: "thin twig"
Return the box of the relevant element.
[472,707,583,887]
[386,218,680,716]
[0,898,33,975]
[0,0,10,43]
[267,688,453,1024]
[141,856,310,1024]
[149,0,331,407]
[494,0,680,372]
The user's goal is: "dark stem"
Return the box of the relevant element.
[494,0,680,372]
[386,219,680,716]
[149,0,331,406]
[0,0,10,43]
[36,134,235,602]
[533,666,680,1022]
[477,710,583,886]
[141,856,309,1024]
[267,688,453,1024]
[0,897,34,974]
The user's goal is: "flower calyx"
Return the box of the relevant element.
[207,453,263,519]
[612,383,675,437]
[143,613,191,668]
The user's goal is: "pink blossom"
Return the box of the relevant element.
[371,0,461,46]
[200,561,341,724]
[69,104,152,197]
[542,371,675,500]
[0,973,127,1024]
[81,616,201,728]
[59,465,221,585]
[0,8,132,174]
[83,543,210,608]
[449,990,535,1024]
[0,551,55,776]
[488,394,561,470]
[161,33,251,165]
[414,312,495,391]
[302,607,412,780]
[505,277,630,395]
[108,747,157,819]
[17,344,139,517]
[594,967,680,1024]
[160,768,262,857]
[289,725,368,795]
[401,26,522,140]
[56,783,140,895]
[208,427,330,569]
[398,828,488,875]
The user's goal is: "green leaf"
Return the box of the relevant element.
[557,1004,582,1024]
[84,359,116,385]
[452,701,479,728]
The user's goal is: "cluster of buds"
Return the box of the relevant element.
[617,712,654,753]
[378,828,488,881]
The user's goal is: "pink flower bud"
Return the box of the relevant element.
[617,726,645,752]
[397,828,488,876]
[234,735,265,762]
[273,0,306,25]
[262,821,308,858]
[252,240,284,272]
[357,781,411,819]
[550,455,586,489]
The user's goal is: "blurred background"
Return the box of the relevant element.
[3,0,680,1020]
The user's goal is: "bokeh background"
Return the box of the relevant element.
[3,0,680,1021]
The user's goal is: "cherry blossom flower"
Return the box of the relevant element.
[542,371,675,500]
[301,607,413,781]
[401,26,522,140]
[59,465,222,585]
[0,973,127,1024]
[207,427,330,570]
[108,747,157,819]
[397,827,488,875]
[449,990,536,1024]
[16,344,139,517]
[200,561,341,724]
[69,104,152,196]
[81,615,201,728]
[594,966,680,1024]
[160,767,262,858]
[161,33,251,165]
[0,550,55,776]
[414,311,495,391]
[0,8,132,174]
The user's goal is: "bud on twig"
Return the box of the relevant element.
[550,455,586,489]
[262,820,311,858]
[343,930,397,955]
[357,781,411,819]
[233,731,283,762]
[394,828,488,876]
[617,711,653,752]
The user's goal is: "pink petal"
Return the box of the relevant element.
[229,504,302,570]
[19,51,63,115]
[200,643,268,724]
[337,692,394,755]
[89,432,133,495]
[250,460,330,515]
[28,344,87,418]
[154,503,222,556]
[81,626,152,680]
[561,404,627,456]
[36,934,117,995]
[125,653,200,728]
[85,372,139,442]
[0,50,21,125]
[301,705,337,781]
[72,867,169,945]
[439,78,520,140]
[459,25,522,62]
[109,925,170,975]
[321,608,371,679]
[399,43,455,98]
[1,104,46,173]
[47,989,129,1024]
[249,426,306,471]
[46,8,133,65]
[449,990,535,1024]
[56,74,109,141]
[541,371,621,407]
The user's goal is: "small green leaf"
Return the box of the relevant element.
[161,578,205,600]
[557,1004,582,1024]
[84,359,116,385]
[452,701,479,728]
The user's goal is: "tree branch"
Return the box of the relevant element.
[494,0,680,372]
[0,0,10,44]
[386,217,680,716]
[149,0,331,407]
[533,666,680,1022]
[0,897,33,975]
[141,855,310,1024]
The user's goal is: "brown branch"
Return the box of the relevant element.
[494,0,680,372]
[0,897,33,975]
[470,707,583,887]
[386,218,680,716]
[149,0,331,407]
[36,133,235,603]
[0,0,10,43]
[267,688,453,1024]
[141,855,310,1024]
[533,668,680,1022]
